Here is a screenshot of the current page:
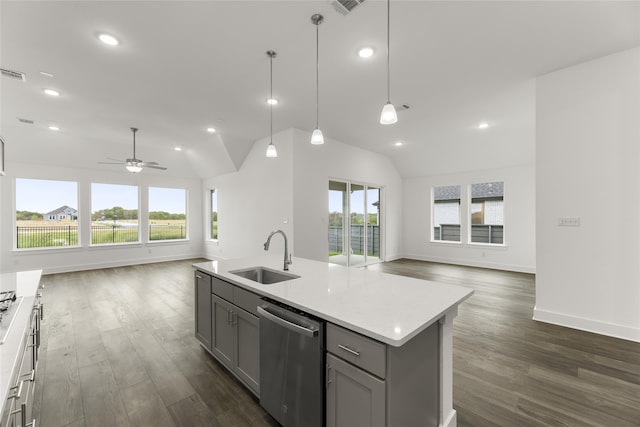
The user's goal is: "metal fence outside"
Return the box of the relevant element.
[16,224,186,248]
[433,224,503,244]
[328,225,380,256]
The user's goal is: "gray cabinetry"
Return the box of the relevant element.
[195,271,260,396]
[326,353,385,427]
[194,272,212,348]
[1,292,43,427]
[326,322,440,427]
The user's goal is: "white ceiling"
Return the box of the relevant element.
[1,1,639,179]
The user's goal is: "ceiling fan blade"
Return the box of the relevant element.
[141,161,159,165]
[143,164,167,170]
[98,161,125,165]
[106,157,125,162]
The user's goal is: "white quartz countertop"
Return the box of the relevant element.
[0,270,42,413]
[193,255,473,347]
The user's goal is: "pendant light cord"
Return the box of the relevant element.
[316,21,320,129]
[270,54,274,141]
[386,0,391,103]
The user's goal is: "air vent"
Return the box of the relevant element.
[332,0,365,15]
[17,118,34,124]
[1,68,26,82]
[396,104,411,112]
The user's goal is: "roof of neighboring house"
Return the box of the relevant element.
[434,182,504,202]
[45,205,78,216]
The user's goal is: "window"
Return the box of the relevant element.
[149,187,187,241]
[15,178,78,249]
[432,185,461,242]
[210,189,218,240]
[91,183,139,245]
[470,181,504,244]
[328,180,381,267]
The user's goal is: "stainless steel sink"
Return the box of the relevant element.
[229,267,300,284]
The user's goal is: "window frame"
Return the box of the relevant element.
[468,181,505,246]
[90,182,141,246]
[148,186,188,243]
[210,188,218,241]
[431,184,462,244]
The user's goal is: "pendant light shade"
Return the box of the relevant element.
[311,14,325,145]
[266,50,278,158]
[380,0,397,125]
[380,102,398,125]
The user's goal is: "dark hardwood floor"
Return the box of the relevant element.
[33,259,639,427]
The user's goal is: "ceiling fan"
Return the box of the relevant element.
[99,127,167,173]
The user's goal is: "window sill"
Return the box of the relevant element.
[466,242,508,250]
[147,239,190,245]
[429,240,462,245]
[13,245,82,254]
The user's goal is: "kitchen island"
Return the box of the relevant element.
[193,255,473,427]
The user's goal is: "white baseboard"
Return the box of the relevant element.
[40,253,205,275]
[533,307,640,343]
[402,253,536,274]
[441,409,457,427]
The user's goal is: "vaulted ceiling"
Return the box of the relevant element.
[1,1,638,179]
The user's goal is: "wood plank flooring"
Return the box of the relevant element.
[368,259,640,427]
[33,259,639,426]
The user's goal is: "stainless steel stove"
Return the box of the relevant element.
[0,290,23,345]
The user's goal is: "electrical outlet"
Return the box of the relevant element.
[558,217,580,227]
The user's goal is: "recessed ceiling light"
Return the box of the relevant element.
[478,122,489,129]
[43,88,60,97]
[206,127,216,133]
[358,47,375,58]
[394,141,404,147]
[174,146,182,151]
[266,98,279,105]
[98,33,119,46]
[48,125,60,131]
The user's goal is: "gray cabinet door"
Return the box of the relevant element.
[326,354,385,427]
[194,272,212,348]
[233,309,260,394]
[212,294,234,368]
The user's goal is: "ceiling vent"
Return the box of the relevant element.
[332,0,366,15]
[1,68,26,82]
[17,118,34,124]
[396,104,411,112]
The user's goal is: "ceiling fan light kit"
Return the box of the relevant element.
[99,127,167,173]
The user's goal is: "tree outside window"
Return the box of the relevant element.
[91,183,139,245]
[15,178,79,248]
[149,187,187,241]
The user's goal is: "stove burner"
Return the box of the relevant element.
[0,291,17,313]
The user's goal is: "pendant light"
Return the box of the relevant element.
[311,14,325,145]
[380,0,397,125]
[266,50,278,158]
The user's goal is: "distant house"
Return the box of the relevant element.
[44,205,78,221]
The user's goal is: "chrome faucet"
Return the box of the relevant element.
[264,229,292,271]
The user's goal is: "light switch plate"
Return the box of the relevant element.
[558,217,580,227]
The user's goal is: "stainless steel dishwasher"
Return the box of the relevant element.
[258,298,325,427]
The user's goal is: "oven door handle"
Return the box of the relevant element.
[258,306,318,337]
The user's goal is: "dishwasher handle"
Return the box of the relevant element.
[258,305,319,338]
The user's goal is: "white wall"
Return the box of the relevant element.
[1,162,203,274]
[535,47,640,342]
[203,128,403,264]
[403,165,536,273]
[203,129,294,261]
[291,128,403,262]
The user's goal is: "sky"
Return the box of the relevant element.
[15,179,185,214]
[328,188,379,215]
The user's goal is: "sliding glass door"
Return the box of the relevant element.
[328,180,381,267]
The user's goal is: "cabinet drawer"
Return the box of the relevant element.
[327,323,386,379]
[233,286,261,317]
[211,276,234,301]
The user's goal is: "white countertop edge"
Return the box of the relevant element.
[193,255,473,347]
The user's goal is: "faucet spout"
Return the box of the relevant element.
[264,229,292,271]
